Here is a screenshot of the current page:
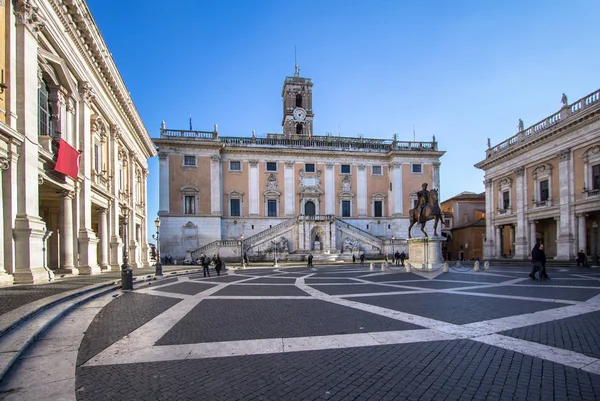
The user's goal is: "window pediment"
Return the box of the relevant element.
[532,163,552,178]
[582,144,600,161]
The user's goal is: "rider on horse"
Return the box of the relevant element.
[417,183,430,223]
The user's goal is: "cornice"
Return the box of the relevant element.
[475,106,600,170]
[47,0,155,158]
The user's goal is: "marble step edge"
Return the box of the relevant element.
[0,284,119,384]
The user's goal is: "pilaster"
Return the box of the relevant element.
[357,164,367,216]
[77,82,100,274]
[13,2,49,283]
[0,158,13,285]
[577,214,587,255]
[210,154,221,215]
[556,148,574,259]
[248,159,259,215]
[391,162,403,216]
[513,166,528,259]
[483,178,495,259]
[284,161,296,216]
[109,126,122,270]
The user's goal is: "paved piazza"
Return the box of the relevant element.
[6,265,600,400]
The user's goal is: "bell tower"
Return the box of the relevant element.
[282,64,314,137]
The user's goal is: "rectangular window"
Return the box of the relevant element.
[372,165,382,175]
[305,163,315,173]
[540,180,549,201]
[184,155,196,166]
[266,162,277,172]
[593,164,600,190]
[267,199,277,217]
[374,200,383,217]
[231,199,240,216]
[444,219,450,227]
[412,164,422,174]
[230,161,241,171]
[341,164,351,174]
[184,195,195,214]
[503,191,510,210]
[94,144,99,172]
[342,200,351,217]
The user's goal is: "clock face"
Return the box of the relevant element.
[293,107,306,121]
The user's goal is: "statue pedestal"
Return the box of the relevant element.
[314,241,321,250]
[407,237,444,271]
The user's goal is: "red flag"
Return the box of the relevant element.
[55,139,80,179]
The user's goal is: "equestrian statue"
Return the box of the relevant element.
[408,183,443,238]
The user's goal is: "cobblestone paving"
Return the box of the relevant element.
[6,264,600,400]
[503,311,600,359]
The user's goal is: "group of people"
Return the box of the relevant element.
[198,254,225,277]
[351,254,366,265]
[393,251,406,266]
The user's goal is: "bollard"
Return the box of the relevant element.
[474,261,480,272]
[381,262,386,271]
[406,263,411,273]
[443,262,449,273]
[456,260,461,267]
[369,262,374,271]
[484,261,490,270]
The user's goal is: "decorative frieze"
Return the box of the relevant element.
[514,166,525,177]
[158,152,168,160]
[0,157,9,170]
[284,161,295,168]
[557,148,571,161]
[249,160,259,167]
[210,154,221,162]
[14,0,45,32]
[79,82,95,104]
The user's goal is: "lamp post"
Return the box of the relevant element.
[240,234,246,269]
[121,208,133,290]
[152,217,163,276]
[392,236,395,264]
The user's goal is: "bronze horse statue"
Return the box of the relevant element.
[408,189,443,238]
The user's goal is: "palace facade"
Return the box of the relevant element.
[154,69,445,262]
[440,192,486,261]
[0,1,155,284]
[475,90,600,262]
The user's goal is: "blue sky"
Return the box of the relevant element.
[86,0,600,243]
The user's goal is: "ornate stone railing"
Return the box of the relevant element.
[497,208,512,215]
[584,188,600,198]
[335,218,383,247]
[486,89,600,159]
[243,217,298,249]
[532,199,552,208]
[92,171,110,191]
[190,240,238,261]
[298,215,335,222]
[160,128,437,152]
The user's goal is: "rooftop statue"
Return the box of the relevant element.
[518,119,524,132]
[561,93,568,106]
[408,183,443,238]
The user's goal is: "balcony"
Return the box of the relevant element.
[583,188,600,198]
[497,208,512,215]
[92,170,110,191]
[532,199,553,208]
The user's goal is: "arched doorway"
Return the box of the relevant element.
[304,201,315,216]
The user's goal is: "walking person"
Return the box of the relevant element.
[394,251,400,266]
[215,255,223,276]
[352,254,356,264]
[307,253,313,267]
[202,255,211,277]
[399,251,406,267]
[360,253,365,265]
[530,243,546,280]
[577,250,586,267]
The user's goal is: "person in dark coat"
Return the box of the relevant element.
[202,256,211,277]
[530,243,546,280]
[359,253,365,265]
[352,254,356,264]
[215,256,222,276]
[307,254,313,267]
[399,252,406,266]
[577,250,586,267]
[394,251,400,266]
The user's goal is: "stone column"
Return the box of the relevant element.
[128,152,138,268]
[12,3,49,283]
[47,210,59,270]
[513,166,528,259]
[98,207,109,270]
[210,154,222,215]
[556,149,574,259]
[2,146,18,275]
[56,190,78,275]
[391,162,403,216]
[109,127,122,269]
[324,162,334,215]
[158,152,169,213]
[248,160,259,215]
[285,161,296,216]
[357,164,367,216]
[0,157,13,285]
[140,169,149,267]
[578,214,587,255]
[77,83,100,274]
[483,179,495,259]
[495,226,502,258]
[529,220,537,254]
